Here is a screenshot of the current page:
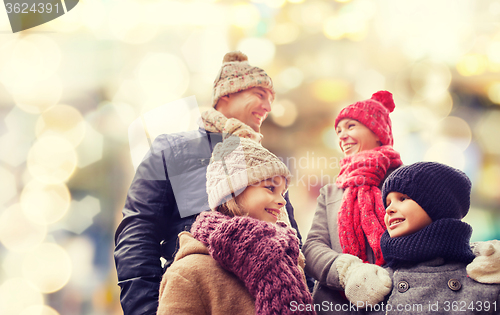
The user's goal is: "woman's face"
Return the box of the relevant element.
[336,119,381,156]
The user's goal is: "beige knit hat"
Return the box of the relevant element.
[212,51,275,107]
[206,136,290,209]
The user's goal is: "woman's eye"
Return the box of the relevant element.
[348,124,355,128]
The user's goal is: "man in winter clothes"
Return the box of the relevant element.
[114,51,302,315]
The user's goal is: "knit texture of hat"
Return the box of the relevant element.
[206,136,291,209]
[382,162,472,221]
[212,51,275,107]
[334,90,395,146]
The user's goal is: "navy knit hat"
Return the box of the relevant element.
[382,162,471,221]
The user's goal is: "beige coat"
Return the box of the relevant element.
[157,231,255,315]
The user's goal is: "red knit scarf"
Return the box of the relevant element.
[336,145,402,266]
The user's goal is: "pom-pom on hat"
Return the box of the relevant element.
[212,51,275,107]
[206,136,290,209]
[382,162,472,221]
[334,90,395,146]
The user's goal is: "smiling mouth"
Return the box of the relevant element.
[389,219,405,227]
[343,143,356,151]
[265,208,280,219]
[253,112,265,121]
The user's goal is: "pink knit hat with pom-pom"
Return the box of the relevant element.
[334,90,396,146]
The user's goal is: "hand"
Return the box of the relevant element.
[335,254,392,307]
[467,240,500,284]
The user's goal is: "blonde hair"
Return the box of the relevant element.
[214,197,245,217]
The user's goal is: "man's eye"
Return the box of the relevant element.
[265,186,274,192]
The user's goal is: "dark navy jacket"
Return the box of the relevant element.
[114,128,301,315]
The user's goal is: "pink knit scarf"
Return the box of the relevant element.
[191,211,314,315]
[335,145,402,266]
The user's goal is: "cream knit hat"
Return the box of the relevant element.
[212,51,275,107]
[206,136,290,209]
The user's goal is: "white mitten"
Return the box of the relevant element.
[335,254,392,308]
[467,240,500,284]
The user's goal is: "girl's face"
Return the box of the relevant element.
[336,119,381,156]
[384,192,432,238]
[235,176,287,223]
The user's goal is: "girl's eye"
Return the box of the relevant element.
[265,186,274,192]
[400,196,408,201]
[348,123,355,129]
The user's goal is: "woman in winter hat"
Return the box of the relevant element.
[357,162,500,314]
[302,91,403,313]
[157,136,314,315]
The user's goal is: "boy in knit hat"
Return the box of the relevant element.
[157,136,314,315]
[354,162,500,314]
[114,52,303,315]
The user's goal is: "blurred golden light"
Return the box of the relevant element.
[487,82,500,104]
[80,0,106,32]
[27,136,77,184]
[22,243,72,293]
[0,165,16,206]
[266,0,286,8]
[267,23,300,45]
[109,0,158,44]
[456,54,488,76]
[137,53,189,104]
[300,1,332,27]
[75,122,104,168]
[322,127,340,151]
[477,163,500,199]
[476,110,500,155]
[0,278,44,315]
[237,38,276,67]
[424,141,465,170]
[0,107,37,167]
[47,5,82,33]
[20,305,60,315]
[323,16,344,40]
[411,91,453,121]
[20,180,71,225]
[431,116,471,151]
[181,29,230,74]
[11,76,62,114]
[336,0,351,2]
[354,69,386,98]
[271,99,298,127]
[231,3,260,28]
[487,41,500,64]
[59,195,101,234]
[288,0,305,3]
[0,204,46,252]
[35,105,86,147]
[0,35,60,88]
[276,67,304,92]
[312,79,350,103]
[410,61,451,100]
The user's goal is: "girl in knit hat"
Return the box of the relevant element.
[356,162,500,314]
[157,136,314,315]
[303,91,403,313]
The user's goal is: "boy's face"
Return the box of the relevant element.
[384,192,432,238]
[235,176,287,224]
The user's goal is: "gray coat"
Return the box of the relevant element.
[365,258,500,315]
[303,184,376,315]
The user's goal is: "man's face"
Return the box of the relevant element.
[220,87,273,132]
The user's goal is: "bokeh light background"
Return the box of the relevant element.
[1,0,500,314]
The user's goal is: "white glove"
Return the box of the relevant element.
[467,240,500,284]
[335,254,392,308]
